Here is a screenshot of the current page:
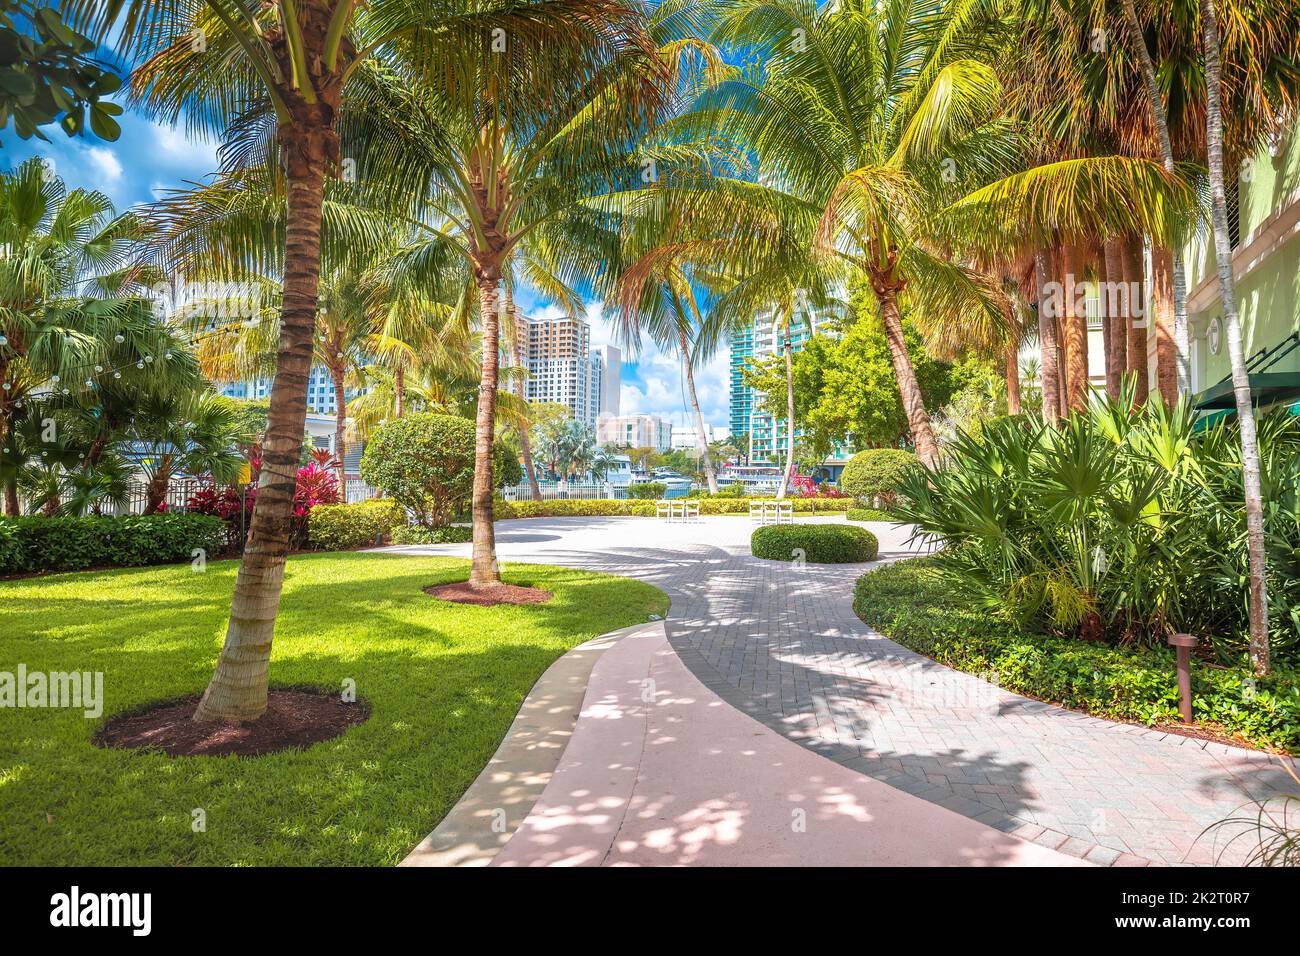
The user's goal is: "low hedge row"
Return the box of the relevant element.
[390,524,473,545]
[0,514,226,575]
[751,524,879,563]
[853,559,1300,752]
[494,497,852,519]
[846,508,896,522]
[307,500,403,551]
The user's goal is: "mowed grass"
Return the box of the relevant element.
[0,551,668,865]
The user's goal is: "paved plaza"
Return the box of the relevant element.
[389,515,1299,866]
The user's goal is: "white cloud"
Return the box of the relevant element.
[151,122,220,170]
[85,147,124,182]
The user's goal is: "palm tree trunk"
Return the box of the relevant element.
[332,368,347,487]
[506,298,541,501]
[1103,237,1126,400]
[3,480,16,516]
[1062,242,1088,411]
[1119,0,1190,393]
[469,267,502,588]
[1120,235,1150,405]
[875,284,939,467]
[1201,0,1270,676]
[394,363,405,418]
[143,461,170,515]
[1034,247,1063,421]
[1151,245,1179,403]
[193,130,329,724]
[679,289,719,495]
[1005,338,1022,416]
[775,322,796,498]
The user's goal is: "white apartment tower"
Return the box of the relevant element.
[517,314,613,427]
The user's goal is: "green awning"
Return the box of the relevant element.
[1191,372,1300,411]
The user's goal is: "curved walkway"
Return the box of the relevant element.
[388,515,1298,866]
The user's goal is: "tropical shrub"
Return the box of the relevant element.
[307,500,402,551]
[0,514,225,575]
[390,524,473,545]
[687,482,747,498]
[360,413,475,527]
[751,524,879,563]
[894,396,1300,661]
[625,482,667,499]
[853,560,1300,751]
[840,449,918,510]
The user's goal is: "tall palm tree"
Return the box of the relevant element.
[1199,0,1270,675]
[689,0,1011,469]
[77,0,649,722]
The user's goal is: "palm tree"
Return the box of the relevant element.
[1198,0,1270,675]
[0,159,188,514]
[133,391,251,512]
[684,0,1013,469]
[76,0,653,722]
[358,26,671,588]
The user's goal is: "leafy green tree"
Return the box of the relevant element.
[742,305,960,459]
[360,412,474,529]
[0,2,122,141]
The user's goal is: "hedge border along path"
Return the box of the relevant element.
[751,523,879,563]
[852,558,1300,753]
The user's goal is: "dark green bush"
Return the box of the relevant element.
[390,524,473,545]
[853,559,1300,751]
[0,514,225,575]
[360,413,476,527]
[307,500,403,551]
[840,449,918,509]
[625,482,667,500]
[751,524,879,563]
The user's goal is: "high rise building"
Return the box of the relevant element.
[593,344,621,416]
[728,310,825,463]
[596,414,673,452]
[517,314,601,426]
[218,366,353,416]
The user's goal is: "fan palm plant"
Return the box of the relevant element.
[131,390,251,513]
[0,159,195,513]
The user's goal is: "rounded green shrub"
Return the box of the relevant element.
[360,413,475,527]
[625,482,667,500]
[840,449,918,510]
[751,524,879,563]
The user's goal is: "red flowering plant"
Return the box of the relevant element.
[791,475,848,499]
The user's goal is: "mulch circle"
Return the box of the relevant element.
[423,581,553,606]
[94,689,370,757]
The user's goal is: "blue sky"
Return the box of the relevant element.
[3,102,731,430]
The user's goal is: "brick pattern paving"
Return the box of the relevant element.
[390,515,1299,866]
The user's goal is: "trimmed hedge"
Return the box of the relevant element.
[853,559,1300,752]
[840,448,917,509]
[0,514,225,575]
[846,507,896,522]
[494,496,853,519]
[390,524,473,545]
[307,500,403,551]
[751,524,879,563]
[626,482,667,499]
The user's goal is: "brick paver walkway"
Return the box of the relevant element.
[387,515,1299,866]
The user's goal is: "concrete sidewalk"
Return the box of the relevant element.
[490,622,1087,866]
[387,515,1298,866]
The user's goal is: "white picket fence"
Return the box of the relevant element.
[500,481,623,501]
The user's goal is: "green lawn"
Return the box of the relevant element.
[0,552,667,865]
